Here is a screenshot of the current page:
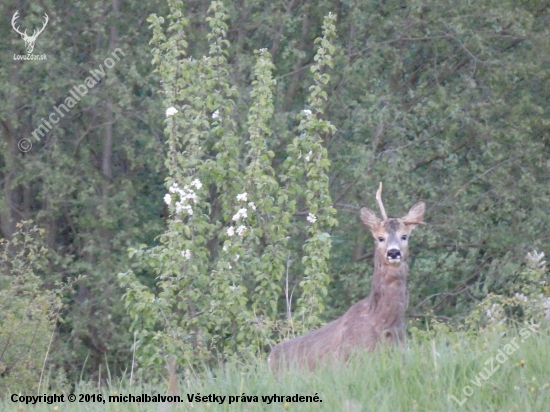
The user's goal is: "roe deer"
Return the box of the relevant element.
[268,183,425,371]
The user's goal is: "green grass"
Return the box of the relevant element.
[3,327,549,411]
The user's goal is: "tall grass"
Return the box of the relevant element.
[3,327,549,411]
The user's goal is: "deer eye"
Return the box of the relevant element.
[401,235,408,241]
[378,237,385,242]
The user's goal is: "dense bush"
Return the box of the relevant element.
[0,222,62,395]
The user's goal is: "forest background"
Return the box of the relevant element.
[0,0,549,393]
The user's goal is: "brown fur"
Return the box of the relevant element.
[268,194,425,371]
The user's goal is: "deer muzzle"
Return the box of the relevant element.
[387,248,401,263]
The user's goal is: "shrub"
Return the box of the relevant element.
[0,222,62,395]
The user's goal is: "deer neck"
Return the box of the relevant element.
[367,258,409,314]
[373,258,409,283]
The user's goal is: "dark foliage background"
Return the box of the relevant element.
[0,0,548,387]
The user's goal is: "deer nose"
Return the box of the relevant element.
[387,249,401,259]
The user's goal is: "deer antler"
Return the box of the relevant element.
[11,11,26,37]
[375,182,388,220]
[32,13,49,38]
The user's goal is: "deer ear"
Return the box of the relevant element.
[402,201,425,228]
[360,207,381,232]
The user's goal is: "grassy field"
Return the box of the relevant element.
[3,326,549,412]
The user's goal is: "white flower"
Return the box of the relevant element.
[248,202,256,211]
[187,191,198,203]
[191,179,203,189]
[227,226,235,237]
[527,250,546,268]
[228,263,232,269]
[229,284,238,292]
[237,192,247,202]
[164,194,172,205]
[307,213,317,223]
[514,293,528,302]
[212,110,221,120]
[302,109,312,116]
[175,202,193,215]
[234,254,240,262]
[223,245,228,252]
[181,249,191,260]
[168,181,200,215]
[305,151,312,162]
[166,107,178,117]
[236,225,247,237]
[232,208,247,221]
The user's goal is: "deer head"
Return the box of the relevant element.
[12,11,49,54]
[360,183,425,268]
